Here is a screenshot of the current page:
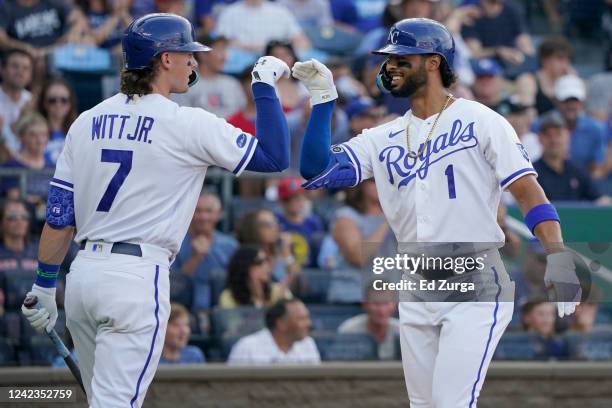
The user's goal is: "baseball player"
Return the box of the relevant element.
[20,13,291,407]
[294,18,581,407]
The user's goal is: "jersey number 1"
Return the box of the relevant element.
[96,149,133,212]
[445,164,456,199]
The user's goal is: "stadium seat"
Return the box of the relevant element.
[210,306,265,339]
[313,333,377,361]
[27,335,57,366]
[307,304,362,332]
[0,338,17,366]
[493,332,544,360]
[312,196,344,228]
[595,304,612,325]
[566,328,612,361]
[297,268,331,303]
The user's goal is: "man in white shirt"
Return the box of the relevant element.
[0,49,33,153]
[338,286,399,360]
[216,0,310,53]
[228,299,320,365]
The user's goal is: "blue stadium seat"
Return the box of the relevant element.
[307,304,362,332]
[595,304,612,325]
[493,332,544,360]
[27,335,57,366]
[566,328,612,361]
[219,335,242,361]
[210,306,265,339]
[313,333,377,361]
[0,338,17,366]
[169,270,193,311]
[298,268,331,303]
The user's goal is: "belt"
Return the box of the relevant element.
[79,241,142,257]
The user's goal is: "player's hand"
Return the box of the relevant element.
[251,56,290,87]
[21,285,58,333]
[291,59,338,105]
[544,251,582,318]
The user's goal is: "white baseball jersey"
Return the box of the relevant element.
[50,93,257,256]
[337,98,535,244]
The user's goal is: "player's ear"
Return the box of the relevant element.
[426,55,441,72]
[159,52,172,69]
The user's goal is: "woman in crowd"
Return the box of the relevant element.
[0,113,53,216]
[237,208,301,286]
[264,40,309,114]
[37,78,77,165]
[219,245,292,308]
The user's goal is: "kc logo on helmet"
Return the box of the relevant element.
[389,29,400,45]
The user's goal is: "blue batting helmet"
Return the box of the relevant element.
[122,13,211,71]
[373,18,455,67]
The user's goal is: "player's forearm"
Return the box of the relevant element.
[299,100,335,179]
[38,224,75,265]
[245,83,289,172]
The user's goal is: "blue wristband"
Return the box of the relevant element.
[524,203,560,235]
[34,262,60,288]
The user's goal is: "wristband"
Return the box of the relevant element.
[34,261,60,288]
[524,203,560,235]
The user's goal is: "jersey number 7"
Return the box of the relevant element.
[96,149,133,212]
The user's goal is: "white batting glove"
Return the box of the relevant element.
[21,285,58,333]
[251,56,290,87]
[291,59,338,106]
[545,251,582,318]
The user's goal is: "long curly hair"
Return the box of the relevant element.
[120,56,161,97]
[226,245,271,306]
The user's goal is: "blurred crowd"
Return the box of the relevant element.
[0,0,612,366]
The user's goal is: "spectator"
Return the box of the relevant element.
[0,200,37,309]
[528,36,574,115]
[275,176,324,267]
[533,111,610,204]
[227,298,320,365]
[215,0,310,53]
[0,0,87,59]
[553,74,608,178]
[276,0,334,28]
[496,96,541,161]
[227,68,256,135]
[586,47,612,123]
[0,112,53,213]
[264,40,309,113]
[338,286,399,360]
[461,0,535,77]
[345,97,386,137]
[509,240,547,307]
[0,49,34,158]
[521,295,568,359]
[159,303,206,364]
[237,208,301,285]
[470,58,506,109]
[327,179,390,303]
[173,192,238,312]
[155,0,189,16]
[76,0,132,53]
[569,287,601,333]
[37,78,77,165]
[331,0,387,33]
[219,245,292,308]
[172,35,245,119]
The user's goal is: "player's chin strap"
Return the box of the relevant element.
[188,70,199,87]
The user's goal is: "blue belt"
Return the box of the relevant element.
[79,241,142,257]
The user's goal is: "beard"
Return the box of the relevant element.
[390,62,428,98]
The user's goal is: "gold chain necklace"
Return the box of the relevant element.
[406,94,454,159]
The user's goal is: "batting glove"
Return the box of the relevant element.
[544,251,582,318]
[291,59,338,106]
[251,56,290,87]
[21,284,58,333]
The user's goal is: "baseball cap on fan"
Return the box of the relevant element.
[278,176,304,201]
[554,74,586,102]
[472,58,503,77]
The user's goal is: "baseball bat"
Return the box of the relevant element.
[23,295,86,395]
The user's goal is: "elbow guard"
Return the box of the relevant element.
[302,148,358,190]
[46,185,75,229]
